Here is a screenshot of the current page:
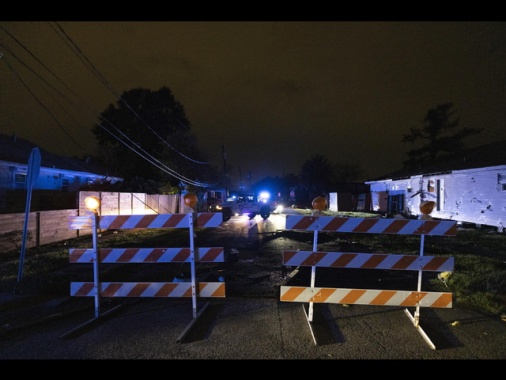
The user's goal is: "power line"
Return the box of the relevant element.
[52,22,210,166]
[1,23,213,188]
[0,49,86,154]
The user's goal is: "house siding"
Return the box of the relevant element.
[366,165,506,231]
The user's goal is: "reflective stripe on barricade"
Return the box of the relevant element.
[69,247,224,263]
[280,286,452,308]
[71,282,225,298]
[283,250,454,271]
[285,216,457,236]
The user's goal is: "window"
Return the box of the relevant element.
[387,194,404,214]
[427,179,435,193]
[498,173,506,191]
[436,179,444,211]
[14,173,26,183]
[61,179,69,192]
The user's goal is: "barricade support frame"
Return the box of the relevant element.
[63,211,224,339]
[280,214,456,349]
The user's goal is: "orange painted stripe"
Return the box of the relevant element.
[399,291,428,307]
[280,286,306,301]
[430,293,452,308]
[283,250,298,264]
[200,247,223,262]
[301,252,326,266]
[292,216,318,230]
[114,248,141,262]
[383,219,409,234]
[171,248,191,262]
[134,215,160,229]
[143,248,171,262]
[369,290,396,305]
[154,283,179,297]
[413,221,437,235]
[159,214,187,227]
[200,283,226,297]
[100,215,129,229]
[362,254,388,269]
[143,249,163,262]
[340,289,367,304]
[444,223,458,236]
[98,248,113,262]
[321,217,349,231]
[330,253,357,267]
[127,283,150,297]
[182,286,193,297]
[352,219,379,233]
[195,213,214,227]
[308,288,335,302]
[102,283,123,297]
[422,257,452,271]
[75,282,94,296]
[69,248,88,263]
[391,255,418,270]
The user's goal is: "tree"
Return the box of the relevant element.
[92,87,216,193]
[332,162,362,183]
[299,154,334,202]
[402,102,483,169]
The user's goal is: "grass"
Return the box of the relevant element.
[1,214,505,317]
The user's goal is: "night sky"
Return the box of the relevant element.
[1,21,505,185]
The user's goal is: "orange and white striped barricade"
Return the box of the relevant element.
[280,215,457,349]
[68,212,225,322]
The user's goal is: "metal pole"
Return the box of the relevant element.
[222,144,228,197]
[414,233,425,326]
[91,211,101,318]
[16,148,41,290]
[308,229,319,322]
[189,212,197,319]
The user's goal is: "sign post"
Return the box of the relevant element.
[16,147,41,290]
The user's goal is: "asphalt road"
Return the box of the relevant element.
[0,294,505,360]
[1,213,505,360]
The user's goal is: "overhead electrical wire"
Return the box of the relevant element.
[0,38,211,187]
[98,124,210,187]
[0,23,214,188]
[0,48,87,154]
[0,51,210,187]
[51,22,210,166]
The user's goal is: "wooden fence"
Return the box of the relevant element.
[0,191,182,254]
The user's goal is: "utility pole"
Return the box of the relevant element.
[222,144,228,197]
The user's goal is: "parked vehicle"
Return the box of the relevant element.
[209,191,283,221]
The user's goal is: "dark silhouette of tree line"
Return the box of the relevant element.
[87,87,482,207]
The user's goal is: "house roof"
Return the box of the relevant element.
[372,139,506,181]
[0,133,116,177]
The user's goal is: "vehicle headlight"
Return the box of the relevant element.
[275,204,283,213]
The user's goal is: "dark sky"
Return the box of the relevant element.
[1,21,506,186]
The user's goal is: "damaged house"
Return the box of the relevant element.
[366,140,506,232]
[0,134,122,212]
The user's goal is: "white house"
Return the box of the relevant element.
[0,134,122,212]
[366,140,506,232]
[0,158,122,192]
